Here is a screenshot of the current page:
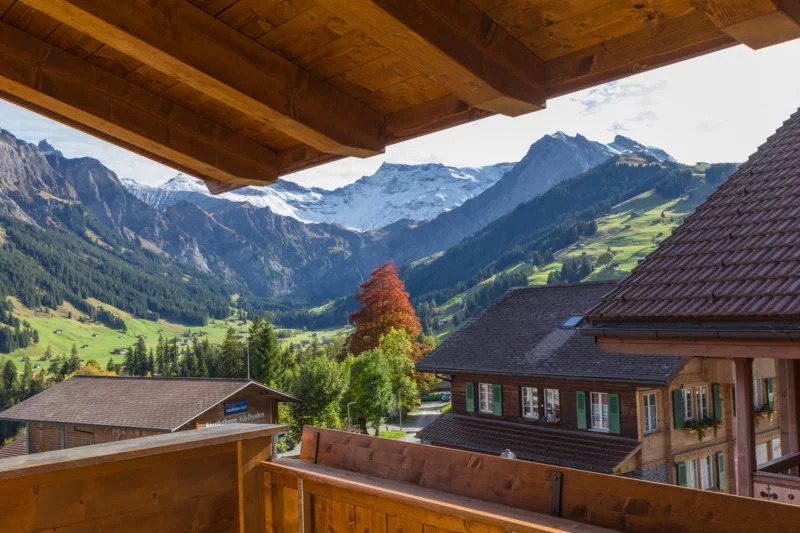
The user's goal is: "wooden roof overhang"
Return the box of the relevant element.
[0,0,798,193]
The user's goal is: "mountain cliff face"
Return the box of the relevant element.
[126,161,513,231]
[0,126,683,308]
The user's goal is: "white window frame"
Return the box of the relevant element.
[544,388,560,422]
[753,379,764,409]
[772,437,782,460]
[643,392,658,433]
[521,386,539,420]
[478,383,494,414]
[700,456,714,490]
[682,388,694,421]
[590,392,609,432]
[756,442,769,466]
[685,459,698,489]
[696,386,709,419]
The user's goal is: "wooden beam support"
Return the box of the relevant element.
[316,0,546,117]
[777,359,800,455]
[0,20,276,187]
[547,11,736,98]
[22,0,386,158]
[702,0,800,49]
[734,358,756,497]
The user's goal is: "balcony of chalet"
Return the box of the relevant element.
[1,422,797,532]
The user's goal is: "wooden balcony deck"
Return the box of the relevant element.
[1,424,799,532]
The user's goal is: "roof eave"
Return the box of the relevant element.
[415,365,672,387]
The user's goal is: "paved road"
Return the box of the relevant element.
[384,400,449,442]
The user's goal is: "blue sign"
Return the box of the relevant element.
[224,400,248,416]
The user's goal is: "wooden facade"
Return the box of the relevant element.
[0,1,797,189]
[23,382,281,454]
[440,357,776,493]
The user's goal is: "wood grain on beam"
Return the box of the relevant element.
[547,11,736,98]
[0,20,277,187]
[316,0,546,117]
[22,0,386,158]
[703,0,800,49]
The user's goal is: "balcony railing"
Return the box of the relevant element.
[755,452,800,505]
[1,423,799,532]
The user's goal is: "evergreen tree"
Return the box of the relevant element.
[2,359,17,391]
[218,327,245,378]
[249,315,294,388]
[20,360,32,393]
[106,358,116,373]
[67,344,81,375]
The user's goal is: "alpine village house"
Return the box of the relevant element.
[417,282,780,492]
[1,0,800,531]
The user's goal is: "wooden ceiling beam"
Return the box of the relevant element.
[702,0,800,49]
[21,0,386,158]
[0,20,277,188]
[316,0,546,117]
[547,11,736,98]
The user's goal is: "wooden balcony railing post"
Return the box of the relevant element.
[734,357,756,497]
[237,435,273,533]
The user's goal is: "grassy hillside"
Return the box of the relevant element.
[430,168,718,340]
[2,298,350,372]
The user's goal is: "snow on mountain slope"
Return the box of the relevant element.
[126,161,513,231]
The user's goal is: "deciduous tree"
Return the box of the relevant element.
[346,262,421,355]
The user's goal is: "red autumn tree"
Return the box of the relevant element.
[346,261,422,355]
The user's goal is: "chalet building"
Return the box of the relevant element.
[585,107,800,503]
[0,376,298,455]
[417,282,779,491]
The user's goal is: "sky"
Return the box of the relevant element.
[2,39,800,190]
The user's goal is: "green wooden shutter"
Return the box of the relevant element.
[676,462,688,487]
[712,383,722,421]
[608,393,621,434]
[466,382,475,413]
[492,384,503,416]
[576,391,587,430]
[716,452,726,490]
[766,378,775,409]
[672,389,685,429]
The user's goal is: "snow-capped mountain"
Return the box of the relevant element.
[125,162,513,231]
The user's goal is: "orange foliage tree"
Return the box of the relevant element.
[346,262,422,355]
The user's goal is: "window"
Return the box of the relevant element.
[753,379,764,409]
[644,392,658,433]
[756,443,769,466]
[685,460,698,489]
[544,388,560,422]
[700,456,714,490]
[696,386,709,419]
[521,386,539,419]
[772,437,782,460]
[561,315,584,328]
[479,383,493,413]
[682,388,694,421]
[590,392,609,431]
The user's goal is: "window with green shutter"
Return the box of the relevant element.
[672,389,685,429]
[576,391,587,430]
[712,383,722,421]
[608,393,621,434]
[466,382,475,413]
[716,452,726,490]
[766,378,775,409]
[676,462,688,487]
[492,384,503,416]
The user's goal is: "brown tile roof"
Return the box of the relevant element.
[417,282,685,384]
[590,108,800,322]
[0,438,27,460]
[0,376,298,431]
[418,415,639,474]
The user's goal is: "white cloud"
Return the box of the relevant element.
[1,39,799,189]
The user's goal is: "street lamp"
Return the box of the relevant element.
[347,401,356,431]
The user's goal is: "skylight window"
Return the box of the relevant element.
[561,315,585,328]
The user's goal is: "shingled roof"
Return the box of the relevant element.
[0,376,298,432]
[590,108,800,323]
[418,415,639,474]
[417,282,685,385]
